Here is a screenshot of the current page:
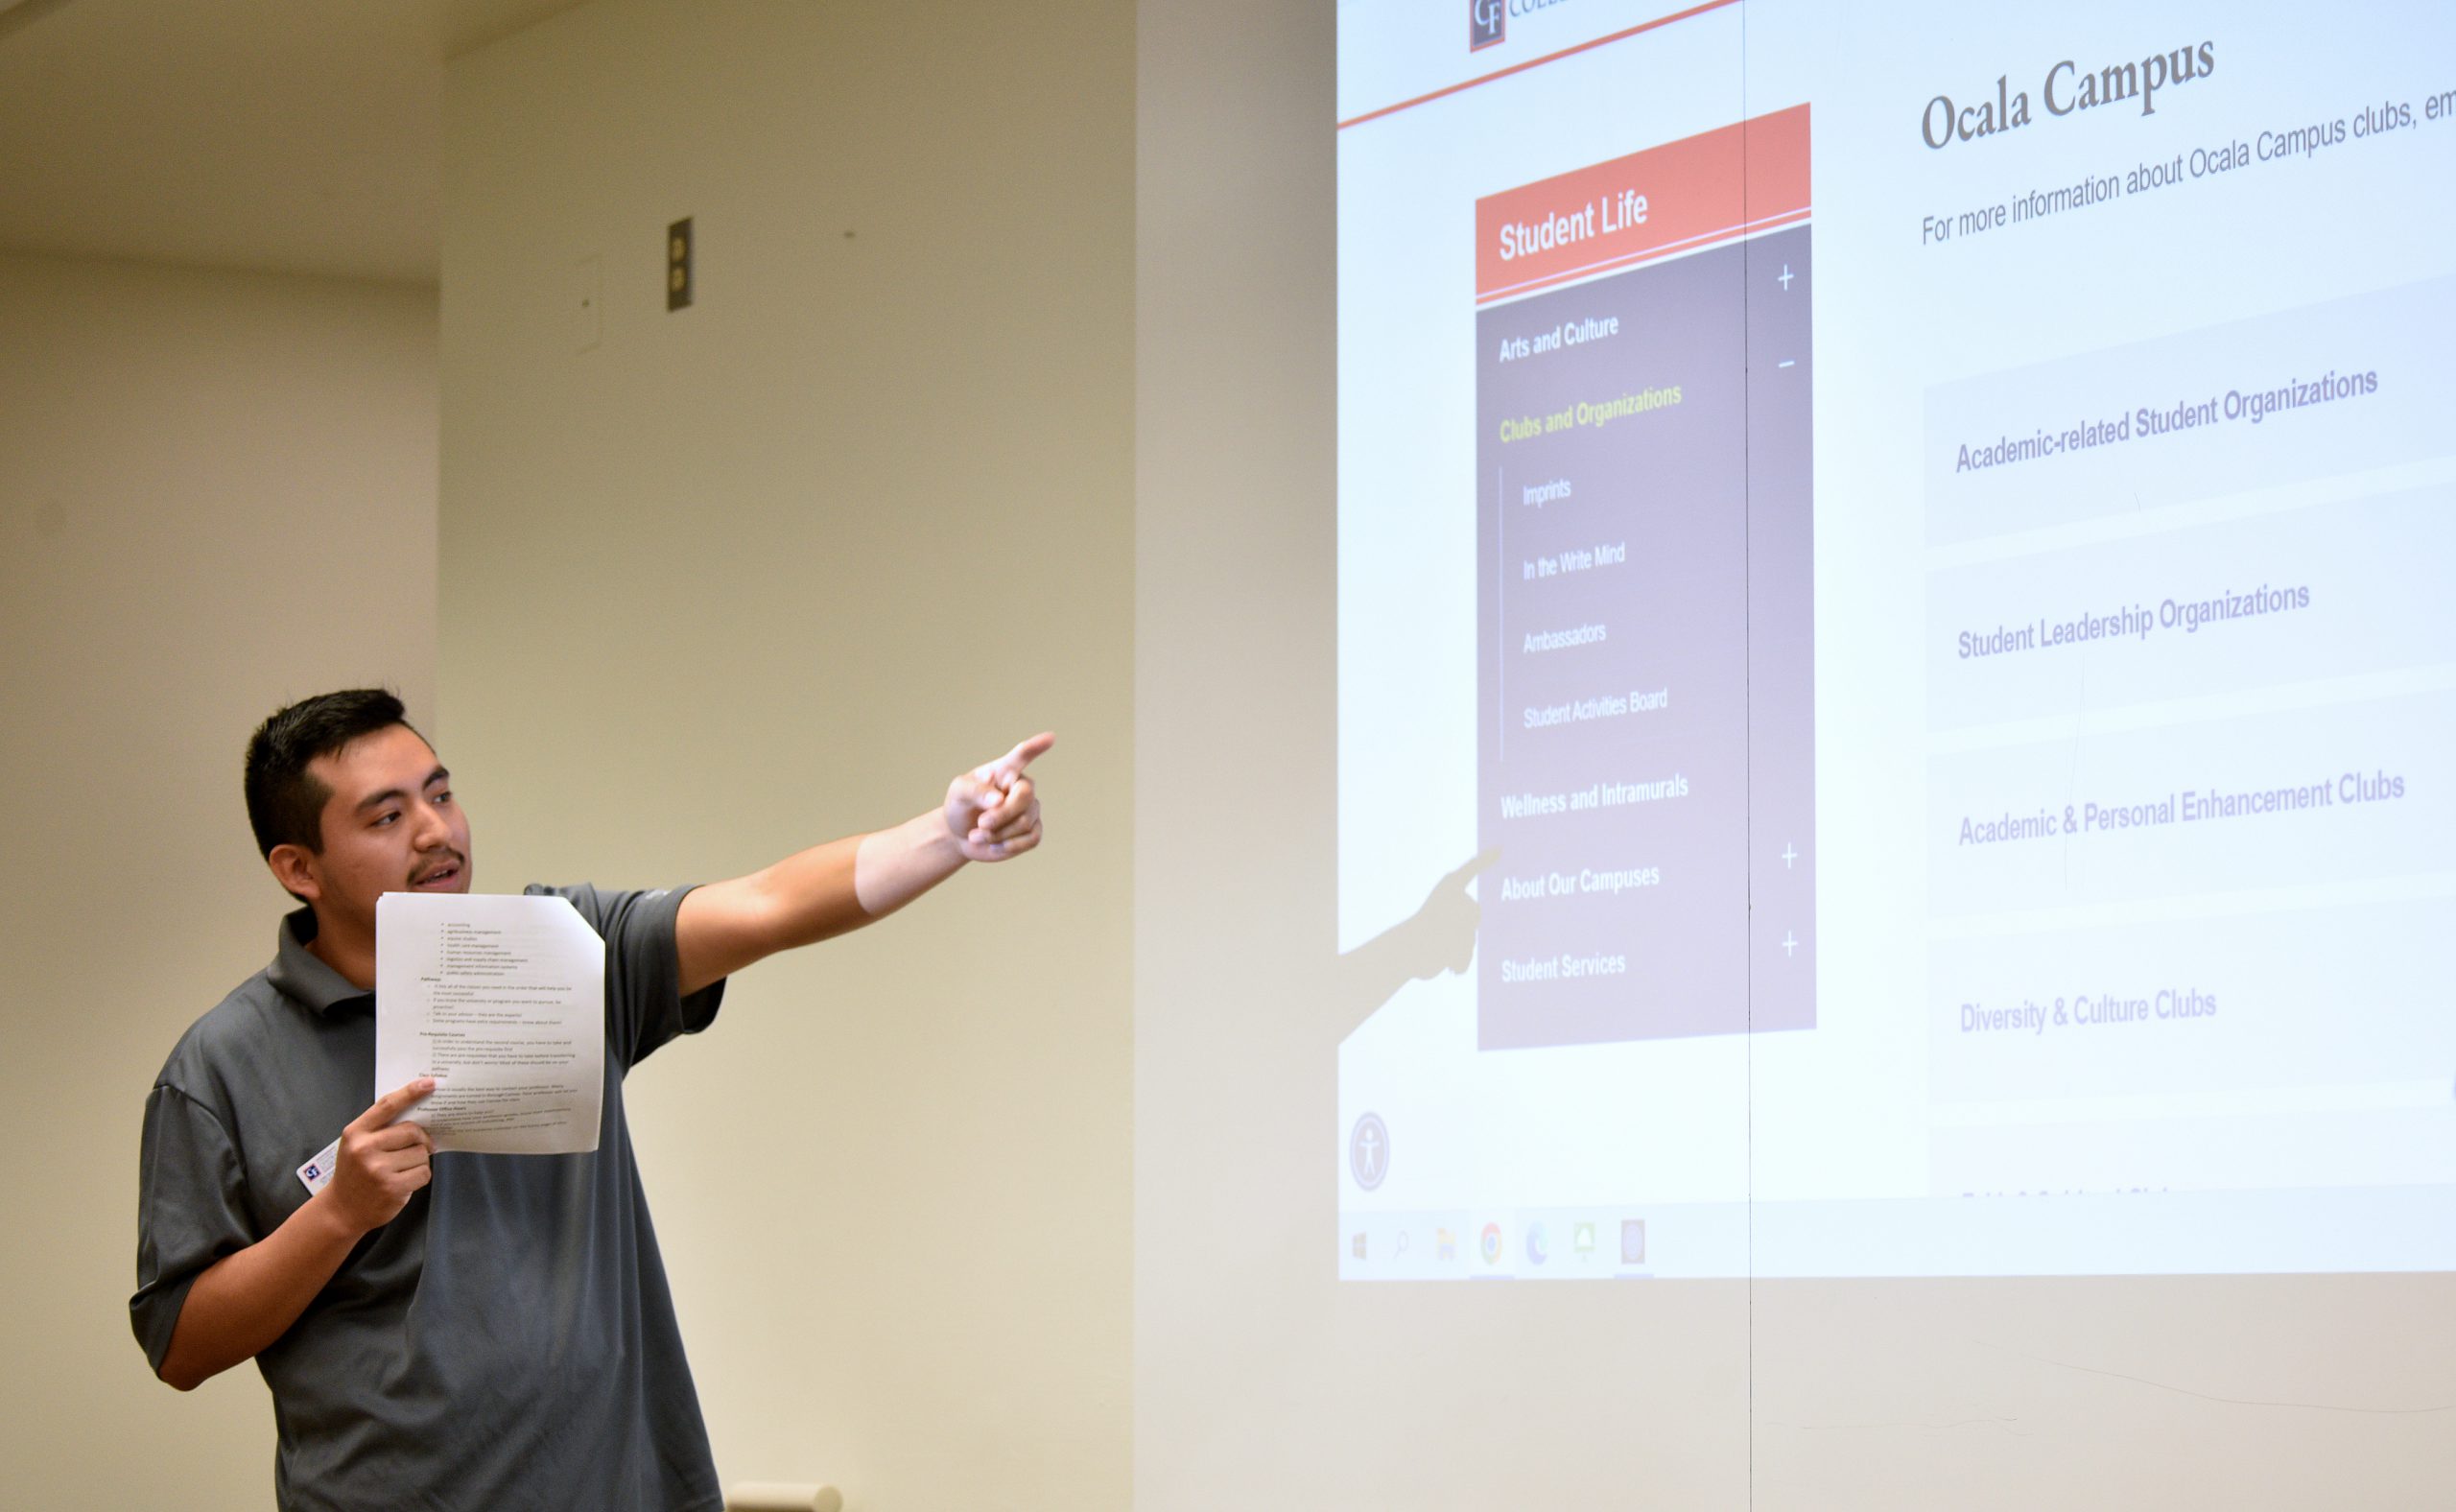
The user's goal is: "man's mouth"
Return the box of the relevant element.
[410,855,465,889]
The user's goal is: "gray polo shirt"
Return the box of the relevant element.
[132,885,728,1512]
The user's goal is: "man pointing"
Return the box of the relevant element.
[132,688,1049,1511]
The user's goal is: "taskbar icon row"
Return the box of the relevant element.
[1337,1208,1651,1280]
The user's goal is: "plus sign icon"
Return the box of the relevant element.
[1349,1111,1390,1191]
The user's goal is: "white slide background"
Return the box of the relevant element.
[1336,0,2456,1279]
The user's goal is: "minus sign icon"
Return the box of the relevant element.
[1778,360,1796,368]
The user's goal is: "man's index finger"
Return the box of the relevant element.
[356,1077,435,1130]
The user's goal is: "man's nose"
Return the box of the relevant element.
[411,801,454,848]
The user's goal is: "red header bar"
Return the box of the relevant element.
[1475,105,1810,304]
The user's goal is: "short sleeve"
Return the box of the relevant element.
[529,883,725,1071]
[130,1083,254,1371]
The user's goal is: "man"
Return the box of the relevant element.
[132,689,1049,1511]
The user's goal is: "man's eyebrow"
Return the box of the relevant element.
[353,770,449,814]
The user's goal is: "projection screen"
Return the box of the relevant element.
[1334,0,2456,1281]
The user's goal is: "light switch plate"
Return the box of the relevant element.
[668,218,693,311]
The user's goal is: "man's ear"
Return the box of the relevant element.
[267,844,322,903]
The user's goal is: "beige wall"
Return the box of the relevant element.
[440,3,1133,1508]
[0,250,437,1505]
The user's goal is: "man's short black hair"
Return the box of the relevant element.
[244,689,419,858]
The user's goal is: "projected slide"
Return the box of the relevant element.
[1336,0,2456,1280]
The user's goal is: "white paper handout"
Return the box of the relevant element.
[375,892,605,1154]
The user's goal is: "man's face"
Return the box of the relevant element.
[282,723,474,932]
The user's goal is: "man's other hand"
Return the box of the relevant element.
[943,733,1053,862]
[321,1078,437,1237]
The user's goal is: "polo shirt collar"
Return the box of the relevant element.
[266,907,373,1015]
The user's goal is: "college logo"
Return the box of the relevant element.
[1349,1111,1389,1191]
[1470,0,1505,52]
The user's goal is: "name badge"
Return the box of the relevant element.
[296,1136,342,1197]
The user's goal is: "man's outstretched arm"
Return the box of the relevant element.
[674,733,1051,996]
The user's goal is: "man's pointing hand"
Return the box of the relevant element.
[945,732,1053,862]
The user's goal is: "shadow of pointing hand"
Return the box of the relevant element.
[1332,848,1500,1043]
[1405,847,1499,980]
